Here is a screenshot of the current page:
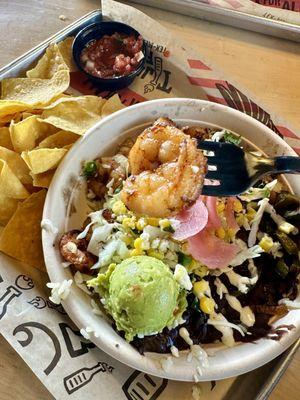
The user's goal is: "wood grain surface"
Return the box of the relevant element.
[0,1,299,399]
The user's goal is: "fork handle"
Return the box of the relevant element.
[274,156,300,174]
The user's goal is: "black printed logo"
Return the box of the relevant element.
[63,362,114,394]
[13,322,62,375]
[0,285,22,320]
[59,322,96,358]
[122,371,168,400]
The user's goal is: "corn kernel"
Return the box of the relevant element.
[159,219,171,229]
[233,199,243,213]
[112,200,127,215]
[259,236,274,252]
[146,217,159,227]
[199,297,215,314]
[193,280,209,298]
[136,218,147,231]
[122,217,136,229]
[227,228,235,240]
[130,248,143,257]
[134,238,143,251]
[121,234,132,246]
[217,201,225,214]
[189,260,208,277]
[246,207,256,221]
[147,250,164,260]
[216,227,226,239]
[236,214,246,227]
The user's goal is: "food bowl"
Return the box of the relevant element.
[42,98,300,381]
[72,21,146,91]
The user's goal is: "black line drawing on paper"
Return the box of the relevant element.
[144,57,163,94]
[216,83,281,137]
[27,296,67,314]
[47,299,67,315]
[15,274,34,290]
[59,322,96,358]
[0,285,22,320]
[122,370,168,400]
[63,362,114,395]
[28,296,47,309]
[13,321,61,375]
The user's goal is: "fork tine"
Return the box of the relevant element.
[205,171,221,180]
[201,185,224,196]
[197,141,218,152]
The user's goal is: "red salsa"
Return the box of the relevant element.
[80,32,144,79]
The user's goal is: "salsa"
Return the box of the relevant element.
[80,32,144,79]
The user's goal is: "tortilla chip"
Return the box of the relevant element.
[0,146,31,184]
[21,147,67,174]
[40,95,105,135]
[101,94,125,118]
[0,190,46,270]
[27,43,69,79]
[38,130,78,149]
[57,37,76,72]
[1,69,70,107]
[0,195,20,226]
[0,127,13,150]
[0,100,32,119]
[10,115,57,153]
[31,169,55,188]
[0,159,29,199]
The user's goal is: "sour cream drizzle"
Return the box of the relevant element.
[214,278,255,328]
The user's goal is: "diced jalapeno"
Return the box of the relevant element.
[223,131,242,146]
[178,252,192,267]
[83,161,97,178]
[275,260,289,279]
[275,231,298,255]
[163,225,175,233]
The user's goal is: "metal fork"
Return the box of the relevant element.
[198,141,300,196]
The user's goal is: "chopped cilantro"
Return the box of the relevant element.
[223,131,242,146]
[83,161,97,178]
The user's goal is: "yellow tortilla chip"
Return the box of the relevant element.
[0,190,46,270]
[0,195,20,226]
[39,95,105,135]
[0,146,31,184]
[27,43,69,79]
[57,37,77,72]
[0,159,29,199]
[0,127,13,150]
[0,100,32,119]
[10,115,57,153]
[1,69,70,107]
[21,147,67,174]
[31,169,55,188]
[101,94,125,118]
[38,130,78,149]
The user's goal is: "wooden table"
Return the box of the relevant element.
[0,1,299,399]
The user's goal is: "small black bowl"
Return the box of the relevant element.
[72,21,146,91]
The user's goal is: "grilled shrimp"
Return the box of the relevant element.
[121,118,207,217]
[59,230,97,274]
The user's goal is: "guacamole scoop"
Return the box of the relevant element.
[88,256,187,341]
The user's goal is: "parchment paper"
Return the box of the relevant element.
[0,1,299,399]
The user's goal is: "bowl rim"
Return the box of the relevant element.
[72,21,146,84]
[42,98,299,382]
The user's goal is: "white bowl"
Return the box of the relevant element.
[42,98,300,382]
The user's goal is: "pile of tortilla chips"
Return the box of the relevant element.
[0,38,124,271]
